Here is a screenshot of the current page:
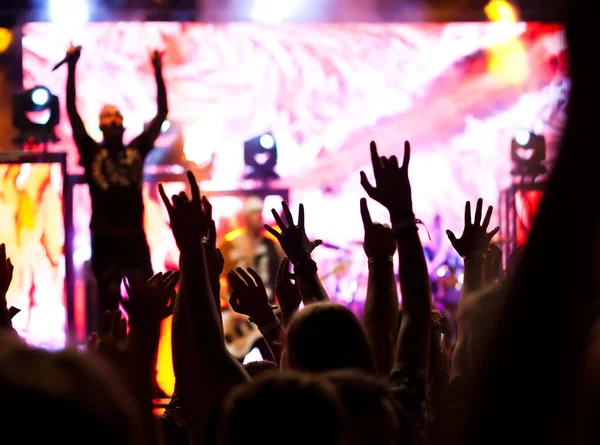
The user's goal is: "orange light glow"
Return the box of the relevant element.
[484,1,528,86]
[0,28,12,54]
[156,315,175,396]
[485,0,518,23]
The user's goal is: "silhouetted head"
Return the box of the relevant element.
[0,333,135,444]
[99,104,125,141]
[220,371,347,445]
[284,302,375,374]
[325,369,422,445]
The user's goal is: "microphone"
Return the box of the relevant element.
[52,46,81,71]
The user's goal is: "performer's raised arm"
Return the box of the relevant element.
[139,50,168,151]
[65,45,92,149]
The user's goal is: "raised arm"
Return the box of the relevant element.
[360,198,398,375]
[361,141,431,375]
[65,45,92,147]
[264,202,327,305]
[159,172,248,444]
[142,50,169,149]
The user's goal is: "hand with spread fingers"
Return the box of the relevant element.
[264,201,322,265]
[88,309,128,363]
[446,198,500,259]
[275,257,301,325]
[360,198,396,259]
[360,140,413,219]
[122,270,180,327]
[228,267,276,327]
[158,171,210,251]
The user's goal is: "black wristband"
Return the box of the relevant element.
[293,258,318,275]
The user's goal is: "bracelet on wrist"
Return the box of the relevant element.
[293,258,318,275]
[368,255,394,265]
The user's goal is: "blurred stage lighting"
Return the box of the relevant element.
[484,0,518,23]
[0,28,12,54]
[12,86,60,147]
[244,132,279,181]
[183,126,215,167]
[251,0,298,23]
[511,129,546,177]
[49,0,90,25]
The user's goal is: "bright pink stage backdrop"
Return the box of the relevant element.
[21,22,568,325]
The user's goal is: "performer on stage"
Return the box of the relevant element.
[220,196,284,303]
[64,45,168,316]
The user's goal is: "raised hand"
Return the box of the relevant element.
[66,44,81,65]
[275,257,301,324]
[264,201,322,265]
[158,171,209,252]
[0,243,14,308]
[150,49,164,71]
[228,267,276,326]
[360,198,396,259]
[446,198,499,259]
[360,140,413,219]
[88,309,128,360]
[122,270,180,327]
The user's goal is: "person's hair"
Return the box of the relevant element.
[220,371,347,445]
[243,360,278,378]
[0,333,135,445]
[325,369,422,445]
[285,302,375,374]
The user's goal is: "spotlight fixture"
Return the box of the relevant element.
[12,86,60,147]
[243,132,279,181]
[511,129,546,178]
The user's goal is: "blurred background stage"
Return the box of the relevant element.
[0,0,567,395]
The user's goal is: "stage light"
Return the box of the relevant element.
[49,0,89,26]
[161,119,171,133]
[251,0,298,23]
[484,0,518,23]
[244,132,279,181]
[511,130,546,178]
[12,85,60,147]
[514,128,531,146]
[183,126,215,167]
[259,133,275,149]
[31,87,50,107]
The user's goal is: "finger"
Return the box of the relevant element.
[482,205,493,230]
[298,203,305,230]
[208,220,217,245]
[0,243,5,265]
[464,201,472,227]
[247,268,267,291]
[487,226,500,240]
[264,224,282,240]
[118,317,127,340]
[202,196,213,221]
[446,230,458,245]
[187,171,201,202]
[229,295,241,312]
[270,210,287,230]
[389,155,399,169]
[87,332,99,351]
[474,198,483,226]
[360,171,376,198]
[312,239,323,249]
[148,272,163,286]
[6,258,14,286]
[282,201,294,227]
[360,198,373,227]
[158,183,173,211]
[380,156,390,170]
[227,270,245,291]
[402,141,411,170]
[236,267,256,288]
[370,141,382,175]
